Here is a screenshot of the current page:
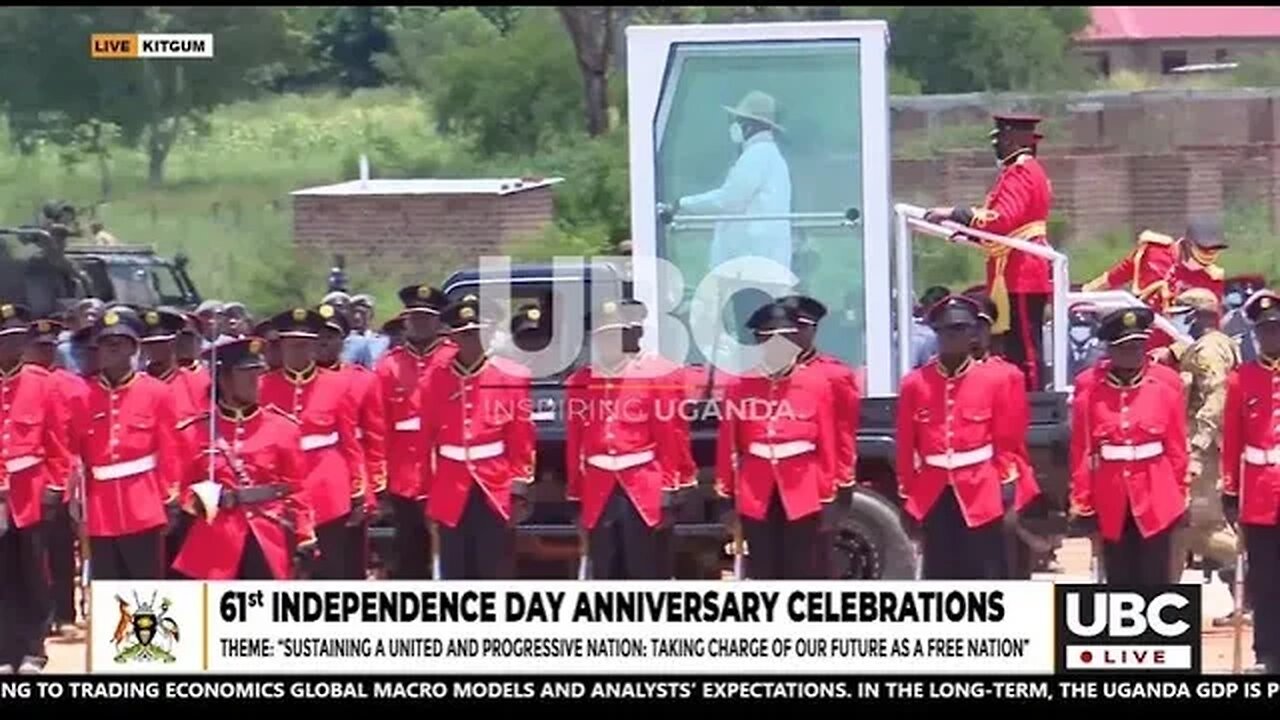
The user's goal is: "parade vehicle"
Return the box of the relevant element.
[0,206,201,316]
[372,20,1192,580]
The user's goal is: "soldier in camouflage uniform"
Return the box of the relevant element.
[1168,288,1241,584]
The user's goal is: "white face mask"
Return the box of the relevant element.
[729,122,744,145]
[1069,326,1093,344]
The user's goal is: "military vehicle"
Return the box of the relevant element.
[0,202,201,315]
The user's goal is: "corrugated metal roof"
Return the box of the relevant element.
[290,177,564,197]
[1080,6,1280,42]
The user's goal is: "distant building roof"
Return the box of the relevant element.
[1080,6,1280,43]
[291,177,564,197]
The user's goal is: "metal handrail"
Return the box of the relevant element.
[1068,290,1194,346]
[671,211,853,223]
[893,202,1071,392]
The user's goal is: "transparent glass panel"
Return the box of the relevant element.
[654,39,865,370]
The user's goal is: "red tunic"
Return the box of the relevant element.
[565,354,694,530]
[419,355,536,528]
[182,362,212,410]
[332,362,386,511]
[82,372,181,537]
[374,340,457,500]
[975,354,1040,509]
[259,365,366,526]
[715,361,838,522]
[1069,368,1189,541]
[0,365,71,529]
[800,350,860,486]
[896,358,1029,528]
[1222,361,1280,526]
[172,405,314,580]
[50,367,89,503]
[963,153,1054,333]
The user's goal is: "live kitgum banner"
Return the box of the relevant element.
[86,581,1055,674]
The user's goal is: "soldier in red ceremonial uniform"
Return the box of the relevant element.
[897,295,1030,579]
[25,319,83,637]
[81,306,181,581]
[420,296,535,580]
[715,302,838,580]
[1083,219,1228,352]
[259,308,366,580]
[1070,307,1190,585]
[375,285,453,579]
[0,304,71,674]
[172,337,317,580]
[565,300,690,579]
[252,318,283,372]
[1221,290,1280,673]
[315,302,385,579]
[926,114,1054,392]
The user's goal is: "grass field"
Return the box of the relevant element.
[3,86,1277,319]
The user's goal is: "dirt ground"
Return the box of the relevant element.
[42,538,1253,674]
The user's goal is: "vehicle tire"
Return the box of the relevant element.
[829,488,918,580]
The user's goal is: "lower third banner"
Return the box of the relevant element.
[86,581,1053,674]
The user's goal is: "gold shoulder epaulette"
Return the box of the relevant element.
[266,404,301,424]
[176,413,209,431]
[1206,264,1225,281]
[1138,230,1175,246]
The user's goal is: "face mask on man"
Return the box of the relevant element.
[729,122,744,145]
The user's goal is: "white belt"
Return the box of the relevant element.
[394,417,422,432]
[91,454,157,482]
[923,444,994,470]
[1099,442,1164,462]
[747,440,816,460]
[1244,445,1280,466]
[4,456,43,474]
[300,432,340,452]
[438,441,505,462]
[587,449,655,472]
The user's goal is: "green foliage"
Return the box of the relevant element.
[889,67,923,96]
[407,8,582,156]
[1230,52,1280,88]
[309,7,397,91]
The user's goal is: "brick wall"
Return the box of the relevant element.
[895,144,1280,244]
[292,187,556,283]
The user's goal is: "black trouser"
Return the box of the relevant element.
[44,503,77,626]
[90,527,165,580]
[438,487,514,580]
[388,495,430,579]
[921,488,1007,580]
[1244,523,1280,668]
[237,533,275,580]
[742,492,823,580]
[997,292,1047,392]
[344,517,368,579]
[587,487,664,580]
[314,515,352,580]
[1101,513,1176,586]
[165,513,191,580]
[0,523,51,667]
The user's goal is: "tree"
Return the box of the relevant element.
[0,7,295,186]
[309,6,397,91]
[557,7,625,137]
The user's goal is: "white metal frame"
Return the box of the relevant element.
[626,21,893,395]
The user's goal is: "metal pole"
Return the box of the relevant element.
[1052,257,1069,391]
[894,206,914,384]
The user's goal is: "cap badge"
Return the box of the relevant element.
[602,301,617,314]
[417,285,431,299]
[146,311,160,326]
[0,304,11,319]
[249,338,264,354]
[1123,311,1136,328]
[527,308,541,321]
[460,307,476,321]
[318,304,335,320]
[104,311,119,327]
[292,308,307,322]
[1263,298,1274,310]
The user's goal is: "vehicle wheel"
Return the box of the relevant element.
[829,489,918,580]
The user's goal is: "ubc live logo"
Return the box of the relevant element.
[1054,585,1202,674]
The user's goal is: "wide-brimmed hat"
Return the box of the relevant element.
[724,90,783,132]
